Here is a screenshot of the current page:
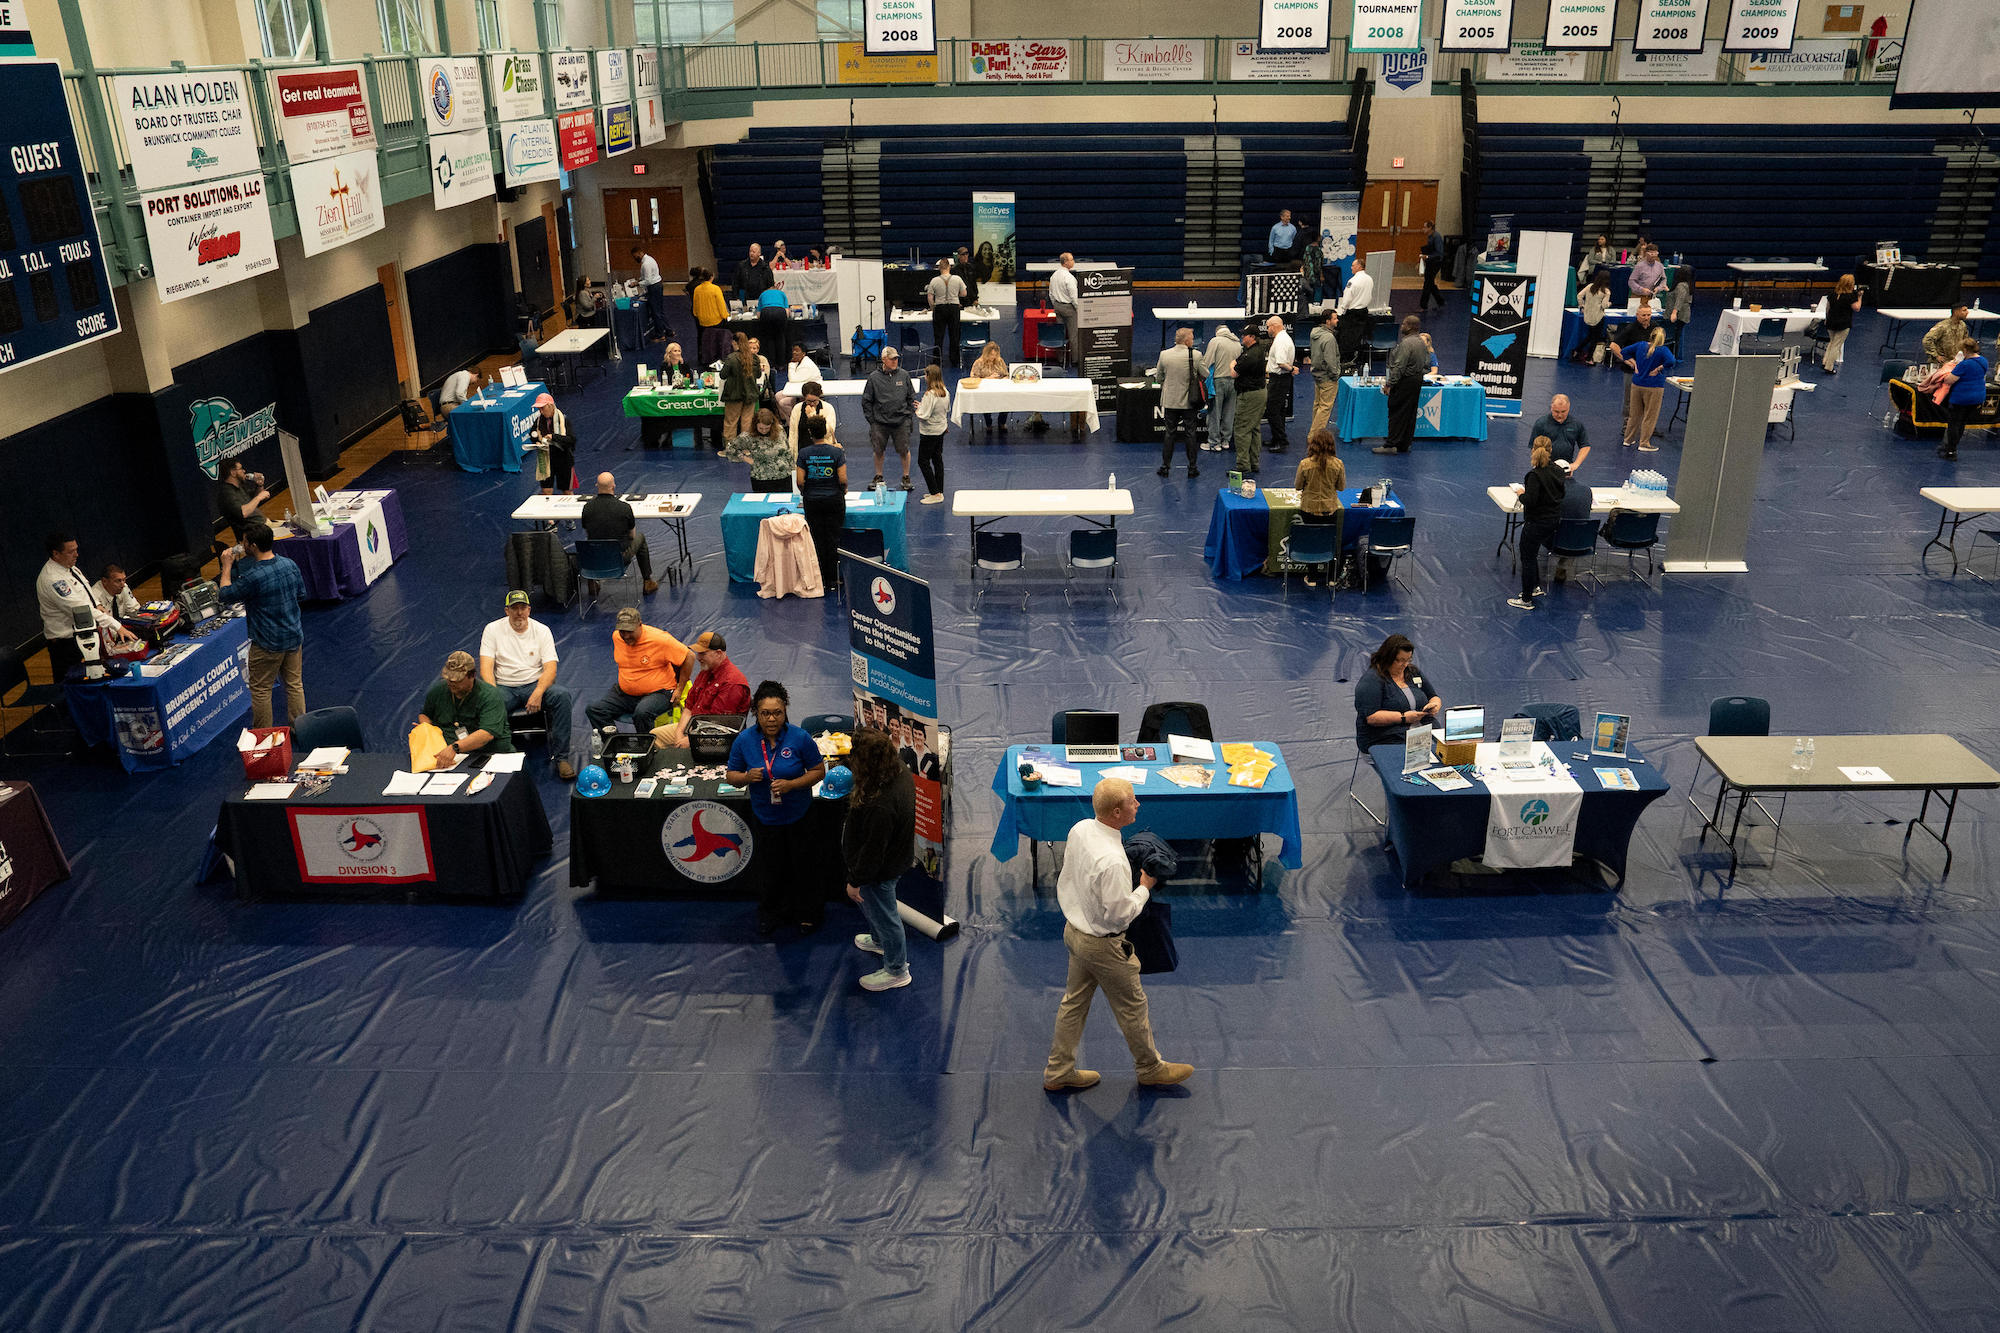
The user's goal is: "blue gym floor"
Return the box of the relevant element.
[6,287,2000,1330]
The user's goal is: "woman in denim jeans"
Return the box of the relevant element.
[844,727,916,991]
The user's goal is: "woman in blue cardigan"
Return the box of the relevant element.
[1353,633,1443,753]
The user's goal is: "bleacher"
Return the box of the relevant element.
[1236,128,1359,260]
[1472,126,1593,238]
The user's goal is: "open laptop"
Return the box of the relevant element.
[1442,706,1485,745]
[1063,710,1121,764]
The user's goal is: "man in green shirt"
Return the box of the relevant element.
[418,650,514,769]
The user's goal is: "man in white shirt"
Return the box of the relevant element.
[1335,255,1376,370]
[37,532,134,678]
[1042,777,1195,1093]
[629,244,667,342]
[775,344,821,420]
[91,563,139,620]
[439,367,484,411]
[1047,252,1080,369]
[925,258,969,371]
[478,589,577,779]
[1263,314,1298,454]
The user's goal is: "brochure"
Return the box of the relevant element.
[1420,766,1473,792]
[1591,712,1631,757]
[1498,717,1535,759]
[1402,724,1434,775]
[1594,767,1640,791]
[1038,762,1083,788]
[1159,764,1214,789]
[1168,734,1215,762]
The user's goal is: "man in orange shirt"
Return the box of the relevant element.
[584,606,693,736]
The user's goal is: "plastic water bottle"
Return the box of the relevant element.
[1107,472,1116,491]
[592,726,612,765]
[874,478,885,502]
[1789,736,1815,772]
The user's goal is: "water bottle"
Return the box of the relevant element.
[1789,736,1815,772]
[874,478,885,502]
[591,726,612,765]
[1107,471,1116,491]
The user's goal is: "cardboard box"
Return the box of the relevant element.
[1436,737,1478,766]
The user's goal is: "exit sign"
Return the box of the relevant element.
[632,163,646,175]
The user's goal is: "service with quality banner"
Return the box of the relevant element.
[550,50,593,109]
[1633,0,1710,52]
[1260,0,1335,51]
[1723,0,1801,51]
[288,807,436,885]
[1441,0,1515,51]
[595,48,631,104]
[140,173,279,304]
[557,109,598,170]
[864,0,935,54]
[636,95,667,146]
[966,39,1072,81]
[1230,42,1335,79]
[1543,0,1616,49]
[1103,39,1206,80]
[112,72,259,193]
[428,128,495,211]
[489,51,544,120]
[971,191,1016,305]
[418,56,485,133]
[844,553,948,885]
[271,65,376,164]
[1349,0,1424,52]
[499,118,559,186]
[289,148,383,257]
[602,103,635,156]
[1466,269,1534,405]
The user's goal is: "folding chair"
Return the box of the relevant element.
[1282,515,1340,593]
[973,530,1025,609]
[574,539,635,615]
[1362,514,1415,592]
[1063,529,1118,605]
[1599,510,1661,585]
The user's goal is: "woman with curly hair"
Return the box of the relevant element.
[843,726,915,991]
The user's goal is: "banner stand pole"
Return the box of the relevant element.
[898,902,960,941]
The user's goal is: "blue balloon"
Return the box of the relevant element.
[575,764,612,798]
[819,764,854,799]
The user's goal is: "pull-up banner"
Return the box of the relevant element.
[1544,0,1616,49]
[1349,0,1424,53]
[1440,0,1515,52]
[864,0,935,55]
[1634,0,1710,52]
[1722,0,1801,51]
[1260,0,1335,51]
[1466,270,1534,406]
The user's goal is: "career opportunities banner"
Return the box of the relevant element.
[1466,270,1534,405]
[1544,0,1616,50]
[1723,0,1801,51]
[843,553,950,895]
[1350,0,1423,53]
[1634,0,1709,52]
[1441,0,1516,52]
[1260,0,1335,52]
[865,0,935,55]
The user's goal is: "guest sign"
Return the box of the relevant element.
[864,0,935,55]
[1722,0,1801,51]
[1633,0,1710,52]
[1440,0,1516,52]
[1543,0,1616,49]
[1349,0,1423,52]
[1259,0,1334,52]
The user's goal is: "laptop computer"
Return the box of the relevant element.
[1442,706,1485,745]
[1063,710,1121,764]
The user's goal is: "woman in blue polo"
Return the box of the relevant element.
[1620,326,1677,454]
[725,679,827,936]
[1939,337,1990,461]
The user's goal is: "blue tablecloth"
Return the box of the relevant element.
[991,743,1303,869]
[1336,377,1489,443]
[1202,486,1403,582]
[612,302,647,355]
[64,615,250,773]
[1369,741,1670,889]
[447,382,546,473]
[279,490,411,601]
[1558,308,1640,361]
[719,491,909,584]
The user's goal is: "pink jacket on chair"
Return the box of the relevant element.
[755,512,824,598]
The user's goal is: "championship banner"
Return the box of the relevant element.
[1076,266,1135,408]
[1319,189,1359,285]
[428,128,495,210]
[971,191,1016,306]
[290,149,383,257]
[0,8,32,55]
[1441,0,1515,51]
[288,807,436,885]
[1466,270,1534,406]
[272,65,376,164]
[550,50,593,109]
[141,174,279,304]
[636,95,667,147]
[1543,0,1616,49]
[113,72,259,193]
[1483,785,1580,868]
[967,40,1072,81]
[557,110,598,171]
[1259,0,1335,52]
[1230,42,1335,79]
[489,52,544,120]
[1722,0,1801,51]
[864,0,935,55]
[602,103,635,157]
[418,56,484,133]
[1349,0,1423,53]
[1633,0,1709,53]
[1485,42,1590,79]
[500,118,559,186]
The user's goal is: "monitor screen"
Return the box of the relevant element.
[1065,711,1119,745]
[1443,706,1484,743]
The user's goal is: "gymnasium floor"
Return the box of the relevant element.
[6,288,2000,1330]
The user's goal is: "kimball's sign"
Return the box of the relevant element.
[191,396,276,479]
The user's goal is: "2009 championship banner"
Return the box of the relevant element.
[1466,270,1535,406]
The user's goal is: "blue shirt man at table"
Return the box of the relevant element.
[1529,394,1591,473]
[217,522,306,729]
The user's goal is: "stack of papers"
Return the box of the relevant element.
[1421,766,1474,792]
[423,773,468,795]
[1220,742,1277,789]
[245,782,297,800]
[299,747,349,770]
[482,753,526,772]
[1099,765,1149,784]
[1595,768,1640,791]
[1159,764,1214,789]
[1037,762,1082,788]
[383,771,428,795]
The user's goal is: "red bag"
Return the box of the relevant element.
[239,727,292,780]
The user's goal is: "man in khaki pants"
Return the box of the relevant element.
[217,522,306,729]
[1043,777,1195,1093]
[1308,306,1341,436]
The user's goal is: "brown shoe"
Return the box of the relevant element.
[555,760,577,780]
[642,578,660,595]
[1043,1070,1101,1092]
[1137,1061,1194,1087]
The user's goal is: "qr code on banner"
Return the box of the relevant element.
[850,652,870,689]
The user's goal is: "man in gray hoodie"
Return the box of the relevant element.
[861,347,918,490]
[1201,323,1242,452]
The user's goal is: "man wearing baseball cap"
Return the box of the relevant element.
[584,607,692,736]
[480,590,577,779]
[653,630,751,749]
[526,392,575,495]
[418,650,515,770]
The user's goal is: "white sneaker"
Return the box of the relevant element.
[1508,597,1536,610]
[1637,443,1659,452]
[854,933,884,954]
[860,968,911,991]
[921,492,944,504]
[1532,586,1545,597]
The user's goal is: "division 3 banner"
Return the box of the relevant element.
[1466,270,1535,409]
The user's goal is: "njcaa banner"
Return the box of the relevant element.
[289,807,436,885]
[1466,270,1534,406]
[1483,785,1581,868]
[971,191,1016,306]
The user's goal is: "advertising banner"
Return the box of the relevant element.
[636,95,667,146]
[489,52,544,120]
[1349,0,1424,53]
[1377,40,1435,96]
[836,44,938,82]
[550,50,593,109]
[602,102,635,156]
[1441,0,1515,51]
[967,39,1073,81]
[1616,41,1723,79]
[189,394,276,479]
[1319,189,1360,275]
[595,48,631,104]
[289,148,383,257]
[1230,42,1335,80]
[635,49,659,96]
[1483,786,1580,868]
[141,173,279,304]
[500,118,559,186]
[112,72,259,193]
[557,110,598,171]
[864,0,935,55]
[1723,0,1801,52]
[1076,266,1134,408]
[971,191,1016,306]
[1485,41,1590,79]
[141,627,249,770]
[1260,0,1335,52]
[1633,0,1710,52]
[349,495,393,584]
[288,808,436,885]
[418,56,485,133]
[428,128,495,211]
[1104,39,1205,80]
[1741,38,1851,80]
[1466,270,1534,406]
[272,65,375,164]
[1544,0,1616,49]
[844,553,948,885]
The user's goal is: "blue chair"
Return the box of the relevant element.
[974,530,1025,608]
[1035,318,1068,367]
[290,706,365,755]
[1690,695,1783,838]
[1049,710,1067,744]
[1366,320,1399,375]
[960,320,991,359]
[1514,703,1581,743]
[1282,516,1340,592]
[1547,518,1602,592]
[1063,528,1118,605]
[574,538,634,615]
[837,527,886,562]
[800,713,853,738]
[1363,514,1415,592]
[1601,510,1662,584]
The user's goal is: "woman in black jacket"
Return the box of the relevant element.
[843,727,915,992]
[1352,633,1442,753]
[1511,441,1566,610]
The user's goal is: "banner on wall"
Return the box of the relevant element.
[636,95,667,146]
[864,0,935,54]
[290,148,383,257]
[1259,0,1334,52]
[1617,41,1724,79]
[1543,0,1616,50]
[112,72,259,192]
[1633,0,1710,53]
[1742,39,1853,80]
[1377,40,1434,96]
[1722,0,1801,51]
[1103,39,1205,80]
[190,395,277,479]
[272,65,376,164]
[602,103,635,156]
[557,110,598,170]
[289,808,436,885]
[428,128,495,210]
[836,44,939,83]
[418,56,485,133]
[1485,42,1590,79]
[500,118,558,186]
[489,52,544,120]
[1466,270,1534,406]
[1318,189,1359,271]
[971,191,1016,305]
[1441,0,1516,52]
[1230,42,1334,80]
[1349,0,1423,53]
[140,174,279,304]
[966,40,1073,81]
[595,49,631,104]
[1076,266,1134,408]
[550,50,593,109]
[634,49,659,96]
[843,553,949,890]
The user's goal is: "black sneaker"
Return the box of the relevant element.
[1157,466,1170,477]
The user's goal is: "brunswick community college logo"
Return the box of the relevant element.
[365,521,381,555]
[190,397,277,479]
[1519,799,1550,827]
[662,801,751,883]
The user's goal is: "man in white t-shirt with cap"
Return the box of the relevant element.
[479,590,577,779]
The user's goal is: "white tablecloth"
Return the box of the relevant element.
[775,269,839,304]
[950,378,1100,431]
[1709,303,1824,355]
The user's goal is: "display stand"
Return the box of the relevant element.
[1516,229,1573,359]
[1664,354,1777,575]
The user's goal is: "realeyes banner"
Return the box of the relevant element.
[1634,0,1710,52]
[865,0,935,54]
[844,553,948,886]
[1440,0,1515,51]
[1260,0,1335,51]
[1723,0,1801,51]
[289,808,436,884]
[972,191,1016,305]
[1466,270,1534,404]
[1544,0,1616,49]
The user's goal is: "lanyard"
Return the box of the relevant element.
[761,732,783,804]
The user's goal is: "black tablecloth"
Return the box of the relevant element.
[1115,381,1163,442]
[217,754,552,901]
[1860,262,1962,309]
[0,782,71,931]
[571,745,847,896]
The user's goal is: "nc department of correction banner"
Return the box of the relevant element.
[1633,0,1710,53]
[971,191,1016,306]
[1543,0,1616,50]
[865,0,935,55]
[141,174,279,304]
[1440,0,1515,52]
[1260,0,1335,52]
[1077,267,1135,408]
[1466,270,1534,405]
[1349,0,1423,53]
[272,66,376,164]
[1722,0,1802,52]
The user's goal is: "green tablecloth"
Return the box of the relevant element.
[622,388,723,418]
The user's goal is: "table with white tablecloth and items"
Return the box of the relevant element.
[1708,302,1826,355]
[951,372,1100,437]
[513,492,702,587]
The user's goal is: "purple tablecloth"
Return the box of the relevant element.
[281,490,410,601]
